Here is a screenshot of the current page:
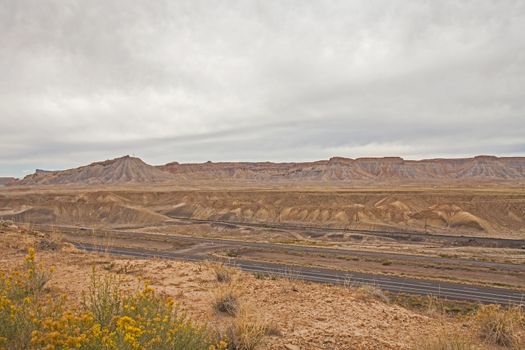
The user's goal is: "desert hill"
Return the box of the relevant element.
[160,155,525,182]
[0,177,17,187]
[2,186,523,237]
[15,155,174,186]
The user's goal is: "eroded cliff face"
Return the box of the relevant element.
[159,156,525,182]
[10,155,525,187]
[15,156,175,186]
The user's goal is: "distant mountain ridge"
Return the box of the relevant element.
[0,177,17,187]
[15,156,173,186]
[159,155,525,182]
[9,155,525,186]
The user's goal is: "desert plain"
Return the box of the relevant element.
[1,155,525,349]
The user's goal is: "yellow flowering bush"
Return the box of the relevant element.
[0,249,227,350]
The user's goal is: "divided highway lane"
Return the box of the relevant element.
[33,224,525,272]
[73,242,525,306]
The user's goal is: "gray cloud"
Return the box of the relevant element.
[0,0,524,176]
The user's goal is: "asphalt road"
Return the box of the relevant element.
[73,242,525,306]
[34,223,525,272]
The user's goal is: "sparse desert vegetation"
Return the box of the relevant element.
[474,304,525,348]
[0,249,227,350]
[1,226,524,349]
[353,284,390,304]
[415,332,477,350]
[212,284,240,317]
[212,263,234,284]
[222,314,269,350]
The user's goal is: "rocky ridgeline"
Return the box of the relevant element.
[8,155,525,186]
[0,177,17,186]
[14,155,173,186]
[159,155,525,182]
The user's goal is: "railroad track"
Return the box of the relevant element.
[163,215,525,249]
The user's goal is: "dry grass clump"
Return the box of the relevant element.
[213,264,233,283]
[213,285,240,316]
[391,294,477,318]
[411,298,524,349]
[224,315,267,350]
[474,304,524,348]
[415,332,476,350]
[35,230,66,252]
[210,278,278,350]
[425,295,447,317]
[0,249,227,350]
[354,284,390,303]
[263,320,282,337]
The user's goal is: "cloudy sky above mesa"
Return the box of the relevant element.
[0,1,524,176]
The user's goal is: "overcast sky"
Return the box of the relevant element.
[1,0,524,176]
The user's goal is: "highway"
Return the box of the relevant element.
[28,223,525,304]
[73,242,525,306]
[33,223,525,272]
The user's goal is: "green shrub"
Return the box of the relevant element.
[82,270,122,328]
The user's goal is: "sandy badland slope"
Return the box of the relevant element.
[0,188,524,238]
[127,189,525,237]
[0,225,501,350]
[0,190,171,226]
